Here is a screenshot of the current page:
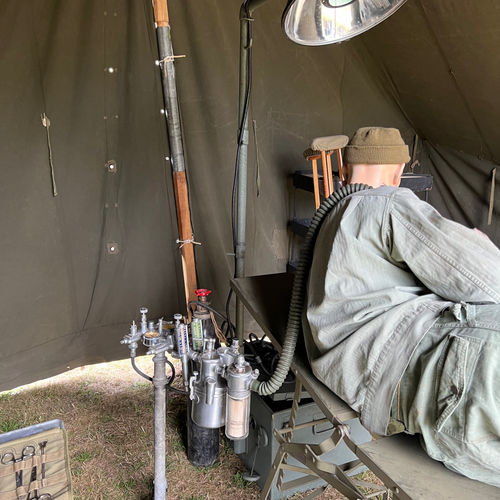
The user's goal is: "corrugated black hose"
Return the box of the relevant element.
[251,184,371,395]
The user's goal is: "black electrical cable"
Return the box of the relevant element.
[165,357,176,388]
[131,355,179,391]
[243,354,271,377]
[165,356,188,395]
[131,357,153,382]
[188,301,235,330]
[220,320,230,337]
[168,386,187,395]
[242,332,273,376]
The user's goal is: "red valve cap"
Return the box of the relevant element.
[195,288,212,297]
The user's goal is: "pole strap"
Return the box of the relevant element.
[159,55,186,77]
[176,237,201,248]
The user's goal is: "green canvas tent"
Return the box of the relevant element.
[0,0,498,390]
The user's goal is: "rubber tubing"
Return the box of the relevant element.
[252,184,371,395]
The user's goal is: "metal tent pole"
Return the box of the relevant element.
[235,0,270,342]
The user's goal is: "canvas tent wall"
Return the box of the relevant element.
[0,0,497,390]
[359,0,500,239]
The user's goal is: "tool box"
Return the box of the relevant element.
[237,393,371,499]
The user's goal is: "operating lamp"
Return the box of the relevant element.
[233,0,408,339]
[282,0,408,45]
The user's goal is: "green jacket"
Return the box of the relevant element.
[304,186,500,435]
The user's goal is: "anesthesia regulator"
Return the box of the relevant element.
[120,295,258,500]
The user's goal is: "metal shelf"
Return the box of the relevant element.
[292,171,433,194]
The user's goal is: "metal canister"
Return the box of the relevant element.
[189,339,226,429]
[225,356,257,440]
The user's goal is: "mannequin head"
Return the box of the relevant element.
[343,127,410,188]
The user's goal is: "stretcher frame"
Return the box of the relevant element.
[231,273,500,500]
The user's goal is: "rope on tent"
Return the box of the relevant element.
[176,237,201,248]
[158,54,186,77]
[41,113,57,197]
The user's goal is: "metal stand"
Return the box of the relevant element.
[259,380,389,500]
[121,310,171,500]
[122,307,258,498]
[153,351,168,499]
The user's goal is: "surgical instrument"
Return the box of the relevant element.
[1,445,36,488]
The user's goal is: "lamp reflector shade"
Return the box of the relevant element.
[282,0,408,45]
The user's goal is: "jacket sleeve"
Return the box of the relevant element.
[387,190,500,304]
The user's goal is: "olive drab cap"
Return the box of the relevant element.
[344,127,410,165]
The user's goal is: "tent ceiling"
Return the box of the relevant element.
[358,0,500,162]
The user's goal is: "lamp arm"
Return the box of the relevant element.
[243,0,272,15]
[234,0,271,341]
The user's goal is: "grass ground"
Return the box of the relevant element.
[0,357,381,499]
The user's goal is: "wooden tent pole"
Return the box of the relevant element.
[153,0,169,27]
[153,1,220,476]
[153,0,197,308]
